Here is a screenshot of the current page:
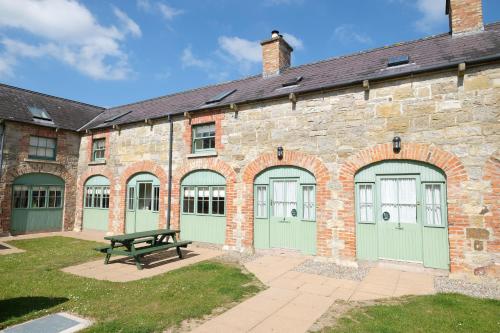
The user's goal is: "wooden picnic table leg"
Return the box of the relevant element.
[104,241,114,264]
[129,241,143,270]
[171,233,183,259]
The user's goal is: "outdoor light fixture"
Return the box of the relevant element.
[277,146,284,160]
[392,136,401,153]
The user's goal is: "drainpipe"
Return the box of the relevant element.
[0,120,5,178]
[167,115,173,230]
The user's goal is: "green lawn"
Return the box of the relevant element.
[321,293,500,333]
[0,236,261,332]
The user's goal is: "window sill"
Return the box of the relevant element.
[88,160,106,166]
[187,151,218,159]
[24,158,60,165]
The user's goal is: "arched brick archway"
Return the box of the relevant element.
[75,166,115,232]
[171,158,237,246]
[338,143,468,272]
[117,161,168,234]
[483,154,499,260]
[242,151,331,255]
[1,163,74,233]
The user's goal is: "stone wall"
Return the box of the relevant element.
[0,121,81,233]
[75,63,500,277]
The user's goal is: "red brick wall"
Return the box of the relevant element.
[241,151,331,255]
[182,110,224,155]
[86,130,111,161]
[449,0,483,34]
[338,143,469,272]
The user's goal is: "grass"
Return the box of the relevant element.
[320,293,500,333]
[0,236,262,332]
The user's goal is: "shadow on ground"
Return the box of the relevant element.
[0,296,68,323]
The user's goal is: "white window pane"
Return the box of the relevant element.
[38,137,47,147]
[29,147,37,156]
[433,185,441,205]
[365,185,373,204]
[425,185,433,205]
[434,206,442,225]
[381,179,398,204]
[29,136,38,146]
[46,139,56,148]
[398,178,416,204]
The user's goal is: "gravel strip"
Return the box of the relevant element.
[293,259,369,281]
[434,276,500,299]
[216,252,263,265]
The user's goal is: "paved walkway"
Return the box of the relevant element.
[191,255,435,333]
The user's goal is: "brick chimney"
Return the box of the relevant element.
[446,0,484,35]
[261,30,293,77]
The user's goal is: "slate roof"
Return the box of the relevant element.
[83,22,500,130]
[0,83,103,131]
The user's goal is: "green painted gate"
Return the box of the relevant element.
[83,175,110,231]
[11,173,64,234]
[355,160,449,269]
[254,166,316,255]
[126,173,160,233]
[180,170,226,244]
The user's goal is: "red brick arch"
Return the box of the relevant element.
[171,158,237,246]
[117,161,168,233]
[338,143,469,272]
[75,166,115,232]
[483,154,499,259]
[242,151,331,255]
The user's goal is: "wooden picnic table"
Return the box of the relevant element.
[95,229,192,270]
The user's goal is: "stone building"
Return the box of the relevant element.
[1,0,499,279]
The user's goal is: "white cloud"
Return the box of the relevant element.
[414,0,447,32]
[181,46,212,69]
[158,3,184,21]
[218,36,261,63]
[0,0,139,80]
[282,33,303,50]
[113,7,142,38]
[333,25,373,45]
[137,0,152,11]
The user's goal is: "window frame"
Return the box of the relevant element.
[28,135,57,161]
[152,185,160,212]
[422,182,447,228]
[181,185,226,217]
[196,186,211,215]
[255,185,268,219]
[211,186,226,216]
[192,123,216,154]
[376,175,420,225]
[182,186,196,214]
[301,184,316,222]
[127,186,135,211]
[356,182,375,224]
[13,185,30,209]
[84,185,110,209]
[92,138,106,161]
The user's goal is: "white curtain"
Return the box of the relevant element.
[425,184,442,225]
[381,179,398,222]
[358,184,373,222]
[257,186,267,218]
[273,182,285,217]
[303,186,315,220]
[285,181,297,217]
[398,178,416,223]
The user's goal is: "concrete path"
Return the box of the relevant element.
[191,255,435,333]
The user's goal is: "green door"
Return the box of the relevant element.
[254,167,316,255]
[180,170,226,244]
[355,160,449,270]
[126,173,160,233]
[11,173,64,234]
[376,175,423,262]
[83,175,110,231]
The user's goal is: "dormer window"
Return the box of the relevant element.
[387,55,410,67]
[28,106,54,125]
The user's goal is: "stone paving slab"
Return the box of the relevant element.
[62,248,221,282]
[1,312,91,333]
[0,242,25,255]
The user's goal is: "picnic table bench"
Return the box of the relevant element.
[95,229,192,270]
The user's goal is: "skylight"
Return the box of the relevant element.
[282,76,303,87]
[387,55,410,67]
[28,106,52,121]
[103,110,133,123]
[205,89,237,104]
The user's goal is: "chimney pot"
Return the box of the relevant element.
[271,30,280,38]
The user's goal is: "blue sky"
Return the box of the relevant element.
[0,0,499,107]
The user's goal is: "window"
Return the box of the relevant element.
[127,187,135,210]
[153,186,160,212]
[302,185,315,220]
[28,106,52,121]
[197,187,210,214]
[138,183,152,210]
[358,184,374,223]
[93,186,102,208]
[272,180,297,218]
[92,138,105,161]
[102,187,110,208]
[31,186,47,208]
[425,184,443,226]
[192,123,215,153]
[211,186,225,215]
[29,136,56,160]
[13,185,29,208]
[84,186,109,209]
[85,187,93,208]
[380,178,417,223]
[256,185,267,218]
[182,187,195,213]
[47,186,63,208]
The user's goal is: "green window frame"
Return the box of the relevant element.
[14,185,63,209]
[255,185,268,219]
[302,185,316,221]
[47,186,63,208]
[192,123,215,153]
[153,185,160,212]
[92,138,106,161]
[13,185,29,209]
[196,186,210,215]
[423,183,446,228]
[181,185,226,217]
[127,186,135,211]
[182,186,195,214]
[28,136,56,160]
[137,182,153,211]
[84,186,110,209]
[211,186,225,215]
[356,183,374,224]
[31,186,47,208]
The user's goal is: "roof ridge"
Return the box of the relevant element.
[107,73,261,111]
[0,82,104,110]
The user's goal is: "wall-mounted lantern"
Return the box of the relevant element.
[392,136,401,153]
[277,146,284,160]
